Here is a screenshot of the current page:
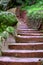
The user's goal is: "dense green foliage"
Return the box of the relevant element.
[19,0,43,29]
[0,26,14,39]
[0,0,9,10]
[16,0,36,5]
[0,0,43,10]
[0,12,18,39]
[21,0,43,19]
[0,0,37,10]
[0,12,18,26]
[0,3,3,10]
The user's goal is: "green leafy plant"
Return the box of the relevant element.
[0,11,18,33]
[0,11,18,48]
[0,11,18,26]
[19,0,43,29]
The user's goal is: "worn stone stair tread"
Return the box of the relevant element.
[2,50,43,53]
[17,29,37,31]
[8,43,43,45]
[17,29,41,31]
[15,35,43,38]
[17,29,43,33]
[2,50,43,57]
[8,43,43,50]
[18,32,43,35]
[0,57,43,62]
[18,33,43,36]
[17,31,39,33]
[15,35,43,42]
[17,31,43,34]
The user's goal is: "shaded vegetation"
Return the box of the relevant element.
[0,0,43,42]
[0,11,18,42]
[19,0,43,29]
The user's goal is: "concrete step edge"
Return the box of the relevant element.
[0,57,43,62]
[8,43,43,45]
[2,50,43,53]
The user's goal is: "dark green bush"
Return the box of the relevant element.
[0,11,18,33]
[25,0,36,5]
[20,0,43,29]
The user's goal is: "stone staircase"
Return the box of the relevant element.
[15,29,43,43]
[0,29,43,65]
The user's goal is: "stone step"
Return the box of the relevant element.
[0,57,42,65]
[18,29,37,31]
[17,31,43,35]
[18,33,43,36]
[17,29,43,34]
[15,35,43,43]
[8,43,43,50]
[2,50,43,58]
